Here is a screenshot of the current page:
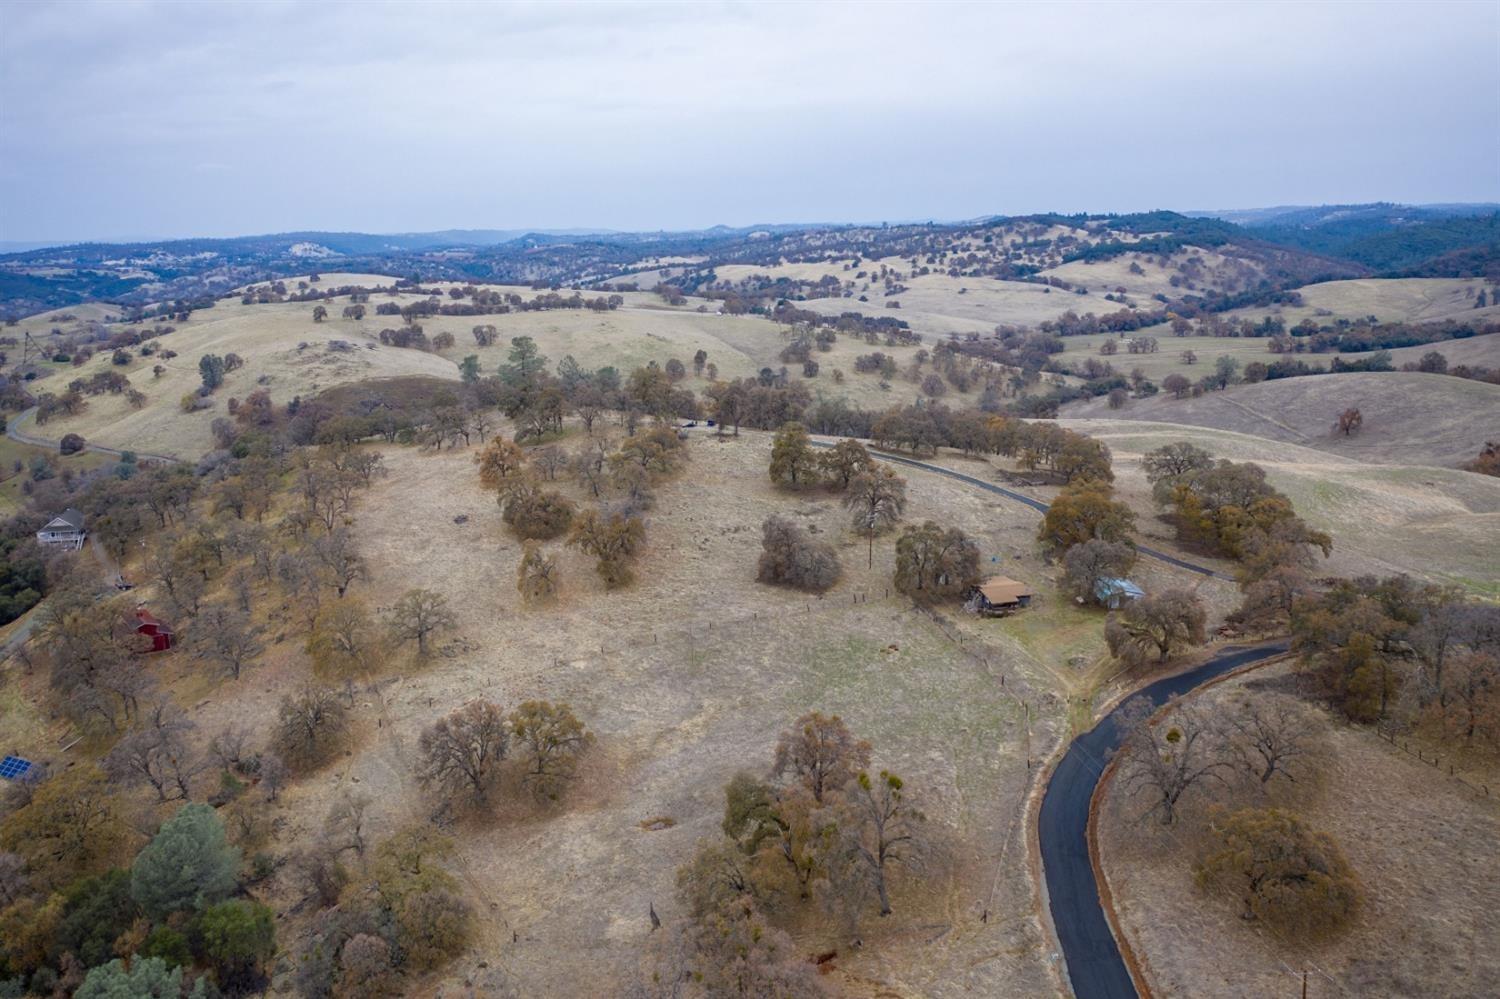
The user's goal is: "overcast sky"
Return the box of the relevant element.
[2,0,1497,243]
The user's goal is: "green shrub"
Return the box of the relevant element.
[130,804,240,919]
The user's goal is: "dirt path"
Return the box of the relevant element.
[5,406,183,464]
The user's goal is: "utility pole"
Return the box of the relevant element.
[1023,700,1032,770]
[1301,969,1308,999]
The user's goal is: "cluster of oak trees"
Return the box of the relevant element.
[1138,442,1330,642]
[0,397,508,994]
[1290,575,1500,740]
[639,713,926,998]
[0,795,279,996]
[476,417,688,595]
[417,699,594,811]
[1114,694,1362,942]
[763,425,982,604]
[288,819,476,997]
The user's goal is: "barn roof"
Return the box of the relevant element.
[979,576,1032,604]
[134,608,173,634]
[1095,577,1145,599]
[46,508,85,530]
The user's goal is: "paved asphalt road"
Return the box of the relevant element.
[797,439,1282,996]
[808,441,1234,581]
[1037,641,1289,999]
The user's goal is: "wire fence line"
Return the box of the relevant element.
[1371,723,1492,799]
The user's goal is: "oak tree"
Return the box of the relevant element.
[1105,588,1207,666]
[893,521,980,599]
[417,700,510,806]
[1195,808,1360,938]
[843,466,907,568]
[510,700,594,800]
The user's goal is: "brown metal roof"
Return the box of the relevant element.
[979,576,1032,604]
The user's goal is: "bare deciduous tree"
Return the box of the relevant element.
[1226,697,1310,785]
[516,541,559,605]
[1105,589,1207,666]
[307,599,377,694]
[531,445,568,481]
[843,466,907,568]
[193,603,265,680]
[273,687,350,772]
[313,528,368,598]
[757,516,841,593]
[841,769,924,916]
[386,588,456,656]
[773,712,871,805]
[1116,698,1232,825]
[417,700,510,806]
[104,700,203,801]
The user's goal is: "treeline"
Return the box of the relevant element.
[1282,317,1494,354]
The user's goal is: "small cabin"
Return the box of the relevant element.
[36,508,86,550]
[968,576,1034,616]
[133,608,175,653]
[1095,577,1145,610]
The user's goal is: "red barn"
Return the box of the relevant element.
[133,608,174,653]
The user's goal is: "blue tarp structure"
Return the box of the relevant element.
[0,756,34,780]
[1095,577,1145,609]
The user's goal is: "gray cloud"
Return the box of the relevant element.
[1,0,1496,242]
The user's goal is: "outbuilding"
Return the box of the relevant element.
[1094,577,1145,609]
[968,576,1034,616]
[132,608,175,653]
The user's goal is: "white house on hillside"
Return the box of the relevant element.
[36,508,86,550]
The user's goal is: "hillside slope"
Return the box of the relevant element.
[1062,372,1500,468]
[1057,418,1500,595]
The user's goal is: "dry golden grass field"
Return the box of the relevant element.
[711,259,1075,337]
[114,427,1168,997]
[1039,247,1266,301]
[1062,371,1500,467]
[1053,329,1500,385]
[1057,416,1500,597]
[17,278,942,457]
[1098,662,1500,999]
[1222,276,1500,327]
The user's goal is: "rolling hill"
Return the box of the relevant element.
[1062,371,1499,468]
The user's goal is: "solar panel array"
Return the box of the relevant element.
[0,756,33,780]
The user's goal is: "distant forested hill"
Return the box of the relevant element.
[3,205,1496,319]
[1248,210,1500,273]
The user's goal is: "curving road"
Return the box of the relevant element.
[799,439,1273,996]
[1038,641,1289,999]
[808,440,1233,581]
[5,406,182,464]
